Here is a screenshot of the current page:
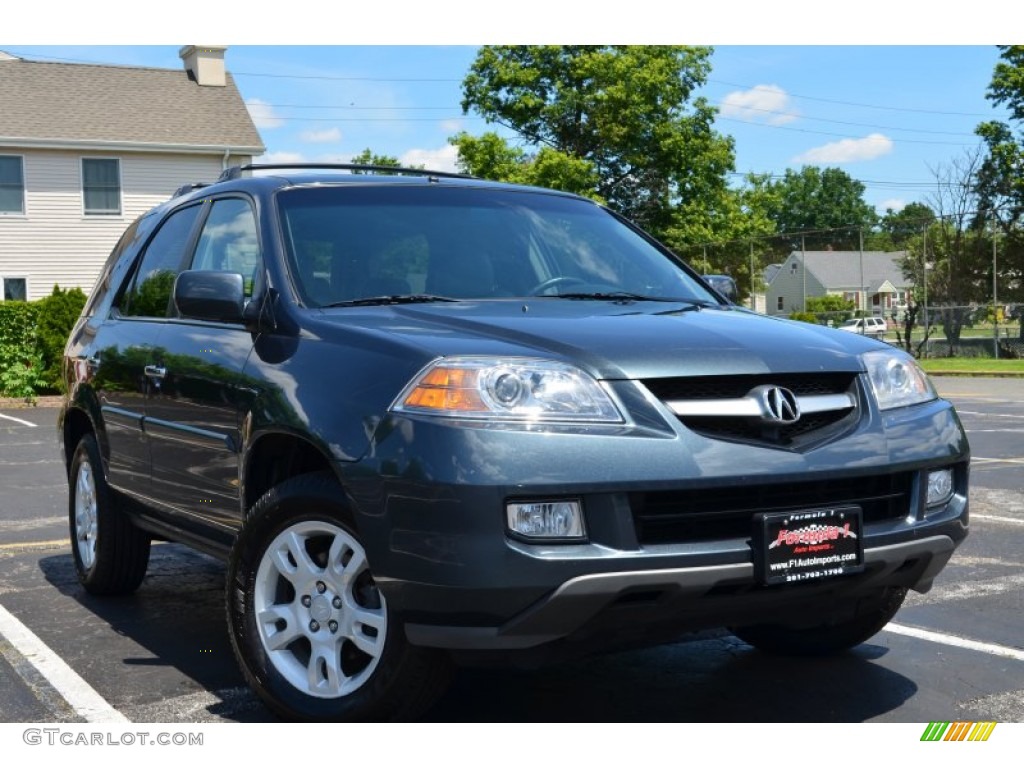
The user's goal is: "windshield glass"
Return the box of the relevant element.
[276,185,718,307]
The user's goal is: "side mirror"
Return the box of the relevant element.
[174,271,245,323]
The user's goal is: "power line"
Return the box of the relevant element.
[708,77,1006,119]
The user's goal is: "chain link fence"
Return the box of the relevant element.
[781,303,1024,359]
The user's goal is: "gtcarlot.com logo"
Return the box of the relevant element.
[921,722,997,742]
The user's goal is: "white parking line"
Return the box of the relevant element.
[0,413,37,427]
[886,623,1024,662]
[0,604,128,723]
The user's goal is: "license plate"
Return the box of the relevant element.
[754,506,864,585]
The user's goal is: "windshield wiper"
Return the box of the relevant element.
[323,294,457,308]
[549,292,719,309]
[549,291,682,303]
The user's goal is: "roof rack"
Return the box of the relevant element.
[172,181,211,198]
[217,163,473,182]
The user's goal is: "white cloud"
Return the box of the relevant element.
[400,145,460,173]
[877,198,906,213]
[719,84,797,126]
[793,133,894,164]
[301,127,343,144]
[440,119,465,134]
[246,98,283,129]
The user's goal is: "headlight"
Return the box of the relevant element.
[391,357,623,423]
[862,350,936,410]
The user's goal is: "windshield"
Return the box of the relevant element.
[276,185,718,307]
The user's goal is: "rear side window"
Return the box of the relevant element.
[119,204,203,318]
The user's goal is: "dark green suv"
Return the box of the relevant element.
[59,165,969,721]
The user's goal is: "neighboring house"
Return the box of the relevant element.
[765,250,910,318]
[0,46,264,301]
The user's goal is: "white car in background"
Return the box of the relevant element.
[840,317,887,339]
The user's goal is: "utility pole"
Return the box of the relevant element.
[801,235,806,313]
[922,224,929,357]
[749,240,756,311]
[993,217,999,358]
[859,228,865,317]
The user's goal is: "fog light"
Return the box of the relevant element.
[926,469,954,506]
[506,501,585,540]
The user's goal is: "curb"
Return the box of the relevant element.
[926,371,1024,378]
[0,395,64,409]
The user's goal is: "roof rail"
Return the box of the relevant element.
[172,182,210,198]
[217,163,473,182]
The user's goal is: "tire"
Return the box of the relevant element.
[68,433,151,595]
[226,471,451,721]
[730,587,908,656]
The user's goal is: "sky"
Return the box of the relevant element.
[4,4,1016,215]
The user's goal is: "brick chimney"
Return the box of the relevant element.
[179,45,227,87]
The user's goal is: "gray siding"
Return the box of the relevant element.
[0,149,249,300]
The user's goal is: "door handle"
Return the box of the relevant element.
[144,365,167,380]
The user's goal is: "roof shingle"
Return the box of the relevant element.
[0,57,264,152]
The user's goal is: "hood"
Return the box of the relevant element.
[312,300,878,380]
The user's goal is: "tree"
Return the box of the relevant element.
[457,46,738,250]
[914,149,996,350]
[450,132,600,199]
[744,166,878,254]
[975,46,1024,338]
[349,148,402,172]
[867,202,936,251]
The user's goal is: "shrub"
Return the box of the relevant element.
[789,311,820,324]
[0,300,45,400]
[35,285,87,390]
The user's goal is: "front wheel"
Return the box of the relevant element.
[730,587,908,656]
[226,472,450,721]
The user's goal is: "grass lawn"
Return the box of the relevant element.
[918,358,1024,374]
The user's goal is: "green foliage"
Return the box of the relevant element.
[788,311,819,324]
[0,300,46,400]
[35,285,87,390]
[349,148,403,172]
[806,294,855,313]
[866,202,935,251]
[457,46,737,245]
[450,132,601,199]
[975,46,1024,307]
[0,286,87,399]
[744,167,878,254]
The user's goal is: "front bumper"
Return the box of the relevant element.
[340,390,969,653]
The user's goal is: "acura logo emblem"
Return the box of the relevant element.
[756,386,801,424]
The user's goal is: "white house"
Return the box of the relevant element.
[0,46,264,301]
[765,250,910,318]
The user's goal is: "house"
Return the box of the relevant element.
[765,250,910,318]
[0,46,264,301]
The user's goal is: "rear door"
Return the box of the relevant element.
[93,203,205,500]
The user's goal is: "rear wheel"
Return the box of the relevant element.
[730,587,908,656]
[226,472,450,721]
[68,433,151,595]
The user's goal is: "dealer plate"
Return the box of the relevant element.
[754,506,864,586]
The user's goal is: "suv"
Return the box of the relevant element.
[60,165,969,721]
[839,316,888,339]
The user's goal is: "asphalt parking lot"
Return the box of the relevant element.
[1,377,1022,723]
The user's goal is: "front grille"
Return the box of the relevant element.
[631,472,914,546]
[642,373,860,448]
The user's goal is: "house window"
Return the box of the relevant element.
[777,296,785,311]
[0,155,24,214]
[82,158,121,215]
[2,277,27,301]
